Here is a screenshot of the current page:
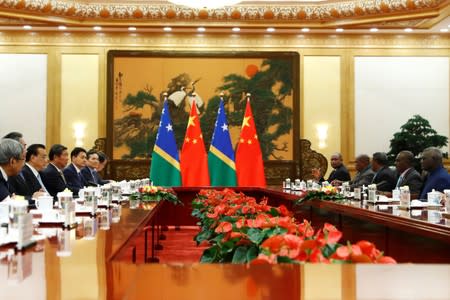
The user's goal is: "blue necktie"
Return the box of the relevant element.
[396,175,403,188]
[91,169,98,184]
[36,173,48,193]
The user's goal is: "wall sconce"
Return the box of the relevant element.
[73,122,86,147]
[316,124,328,149]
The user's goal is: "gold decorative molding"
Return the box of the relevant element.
[0,0,448,28]
[0,31,448,48]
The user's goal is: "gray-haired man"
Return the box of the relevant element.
[0,138,25,201]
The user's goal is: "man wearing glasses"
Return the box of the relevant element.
[0,138,25,201]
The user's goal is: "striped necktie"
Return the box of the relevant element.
[91,169,98,184]
[58,169,67,184]
[396,175,404,188]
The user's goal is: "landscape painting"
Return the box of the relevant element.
[107,51,299,162]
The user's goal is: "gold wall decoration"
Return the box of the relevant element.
[0,0,447,26]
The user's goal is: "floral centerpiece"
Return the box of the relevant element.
[192,188,395,264]
[129,185,181,209]
[296,185,345,204]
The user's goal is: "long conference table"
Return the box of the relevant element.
[1,187,449,300]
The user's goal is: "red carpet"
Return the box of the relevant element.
[120,226,207,264]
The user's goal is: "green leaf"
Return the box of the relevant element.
[246,245,259,262]
[200,246,219,263]
[194,229,214,244]
[277,256,295,263]
[322,243,340,258]
[268,207,280,217]
[263,227,288,237]
[211,233,225,243]
[232,246,249,264]
[220,240,236,254]
[247,228,266,245]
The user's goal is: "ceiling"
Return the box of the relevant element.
[0,0,448,34]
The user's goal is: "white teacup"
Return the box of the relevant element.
[36,196,53,211]
[78,188,84,200]
[427,190,441,205]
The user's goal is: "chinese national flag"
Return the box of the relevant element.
[180,99,210,186]
[235,98,266,187]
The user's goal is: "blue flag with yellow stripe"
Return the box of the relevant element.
[208,98,237,186]
[150,100,181,186]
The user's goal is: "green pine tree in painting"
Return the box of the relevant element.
[113,85,159,159]
[211,58,293,160]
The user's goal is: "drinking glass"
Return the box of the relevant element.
[354,187,361,201]
[8,200,28,229]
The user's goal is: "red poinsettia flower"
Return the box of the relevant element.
[277,205,292,217]
[215,221,233,233]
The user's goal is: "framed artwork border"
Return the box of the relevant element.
[106,50,300,183]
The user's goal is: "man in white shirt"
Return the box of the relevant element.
[63,147,88,196]
[9,144,49,200]
[41,144,69,197]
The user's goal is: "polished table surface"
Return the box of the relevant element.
[1,187,449,299]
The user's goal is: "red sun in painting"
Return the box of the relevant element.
[245,64,259,78]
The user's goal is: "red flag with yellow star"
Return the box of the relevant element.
[235,98,266,187]
[180,99,210,186]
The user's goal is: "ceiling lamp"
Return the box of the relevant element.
[168,0,242,9]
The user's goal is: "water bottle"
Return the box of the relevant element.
[392,188,400,202]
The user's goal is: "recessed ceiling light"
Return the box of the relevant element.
[404,28,413,32]
[128,27,137,31]
[58,25,67,30]
[301,28,310,32]
[23,25,32,30]
[370,28,378,32]
[440,28,449,32]
[93,26,102,31]
[336,28,344,32]
[197,27,206,32]
[266,27,275,32]
[163,27,172,32]
[232,27,240,32]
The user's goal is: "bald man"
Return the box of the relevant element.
[349,154,375,190]
[312,152,351,185]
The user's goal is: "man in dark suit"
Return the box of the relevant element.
[0,139,25,201]
[96,151,111,185]
[371,152,396,192]
[394,150,422,198]
[349,154,375,190]
[81,149,101,186]
[41,144,69,197]
[9,144,49,200]
[312,152,351,185]
[419,147,450,199]
[63,147,88,196]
